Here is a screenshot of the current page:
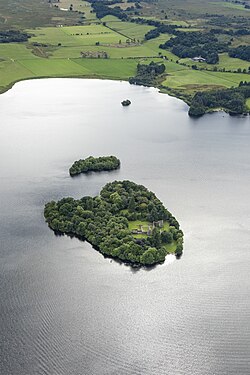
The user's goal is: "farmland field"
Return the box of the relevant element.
[179,54,250,71]
[27,24,127,46]
[0,0,249,100]
[162,69,250,91]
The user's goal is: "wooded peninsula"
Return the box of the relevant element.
[44,180,183,266]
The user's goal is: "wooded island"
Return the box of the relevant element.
[69,156,120,176]
[44,180,183,266]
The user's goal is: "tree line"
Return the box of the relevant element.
[229,45,250,62]
[86,0,129,20]
[189,82,250,116]
[129,61,166,86]
[159,31,230,64]
[0,30,30,43]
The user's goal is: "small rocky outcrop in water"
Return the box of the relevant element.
[121,99,131,106]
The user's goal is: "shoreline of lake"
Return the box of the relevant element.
[1,78,250,375]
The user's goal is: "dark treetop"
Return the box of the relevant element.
[121,99,131,106]
[69,155,120,176]
[44,180,183,266]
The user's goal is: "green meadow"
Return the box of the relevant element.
[162,68,250,96]
[179,54,250,71]
[0,8,250,99]
[27,24,127,46]
[103,17,154,40]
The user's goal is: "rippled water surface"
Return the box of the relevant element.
[1,79,250,375]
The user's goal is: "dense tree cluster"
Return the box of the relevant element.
[86,0,128,20]
[208,15,250,28]
[0,30,30,43]
[189,82,250,116]
[44,180,183,266]
[129,17,179,40]
[229,45,250,62]
[69,156,120,176]
[121,99,131,106]
[159,31,229,64]
[129,61,166,86]
[144,24,178,40]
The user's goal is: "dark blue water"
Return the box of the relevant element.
[1,79,250,375]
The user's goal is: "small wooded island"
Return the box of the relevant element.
[69,156,120,176]
[44,180,183,266]
[121,99,131,106]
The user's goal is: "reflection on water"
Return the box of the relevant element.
[1,79,250,375]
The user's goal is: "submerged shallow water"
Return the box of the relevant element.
[1,78,250,375]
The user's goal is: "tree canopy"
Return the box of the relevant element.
[0,30,30,43]
[69,156,120,176]
[44,180,183,266]
[129,61,166,86]
[189,82,250,116]
[159,31,229,64]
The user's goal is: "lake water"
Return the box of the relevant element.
[1,78,250,375]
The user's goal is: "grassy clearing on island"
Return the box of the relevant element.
[128,220,170,238]
[128,220,176,253]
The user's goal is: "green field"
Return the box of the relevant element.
[59,0,96,21]
[72,58,137,78]
[103,17,154,40]
[0,0,250,102]
[179,53,250,71]
[163,68,250,91]
[27,24,128,46]
[52,44,157,59]
[0,43,38,60]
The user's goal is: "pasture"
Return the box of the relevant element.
[27,24,127,47]
[179,54,250,72]
[103,18,154,40]
[162,68,250,92]
[0,0,250,100]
